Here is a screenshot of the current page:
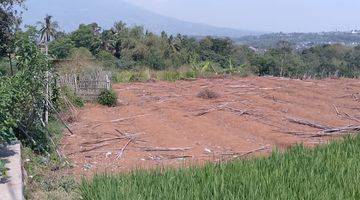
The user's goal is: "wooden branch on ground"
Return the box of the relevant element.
[280,125,360,138]
[140,147,192,152]
[46,99,75,135]
[117,138,134,159]
[162,155,193,159]
[147,155,193,161]
[194,103,249,117]
[332,104,360,123]
[79,144,109,153]
[336,92,360,99]
[81,137,125,146]
[278,129,314,137]
[286,117,332,130]
[219,146,270,158]
[98,114,150,123]
[343,112,360,123]
[225,106,250,116]
[333,104,341,116]
[194,103,229,116]
[320,125,360,134]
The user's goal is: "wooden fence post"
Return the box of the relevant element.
[45,71,49,124]
[106,75,110,90]
[74,74,78,93]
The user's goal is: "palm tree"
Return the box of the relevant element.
[38,15,58,124]
[39,15,58,55]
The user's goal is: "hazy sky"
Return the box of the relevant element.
[123,0,360,32]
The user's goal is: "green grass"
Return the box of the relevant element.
[156,71,182,81]
[23,119,80,199]
[80,135,360,200]
[113,69,151,83]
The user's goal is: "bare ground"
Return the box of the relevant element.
[60,76,360,176]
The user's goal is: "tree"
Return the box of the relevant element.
[0,0,25,75]
[71,23,102,55]
[39,15,58,55]
[49,36,75,59]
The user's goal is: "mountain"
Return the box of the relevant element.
[22,0,260,37]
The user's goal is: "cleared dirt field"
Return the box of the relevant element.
[61,76,360,176]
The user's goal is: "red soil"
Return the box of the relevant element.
[60,76,360,176]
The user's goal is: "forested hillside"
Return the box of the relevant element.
[236,32,360,50]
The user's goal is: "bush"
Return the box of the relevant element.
[58,87,84,108]
[197,88,220,99]
[0,36,53,148]
[97,89,117,107]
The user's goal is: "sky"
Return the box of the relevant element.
[123,0,360,32]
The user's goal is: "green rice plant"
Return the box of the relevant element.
[80,134,360,200]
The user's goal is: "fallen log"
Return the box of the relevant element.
[321,125,360,134]
[281,125,360,138]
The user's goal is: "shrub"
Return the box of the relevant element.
[98,89,117,107]
[0,159,6,179]
[96,50,117,69]
[0,36,54,148]
[197,88,220,99]
[59,87,84,108]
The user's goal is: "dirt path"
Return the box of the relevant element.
[60,76,360,176]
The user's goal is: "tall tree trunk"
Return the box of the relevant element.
[8,53,13,76]
[45,41,49,124]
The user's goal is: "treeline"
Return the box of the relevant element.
[2,21,360,78]
[46,22,360,78]
[236,32,360,50]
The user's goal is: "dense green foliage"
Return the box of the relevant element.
[22,129,80,199]
[97,89,117,107]
[42,22,360,78]
[80,135,360,200]
[0,159,5,179]
[0,0,24,57]
[57,86,84,108]
[0,36,55,151]
[236,32,360,50]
